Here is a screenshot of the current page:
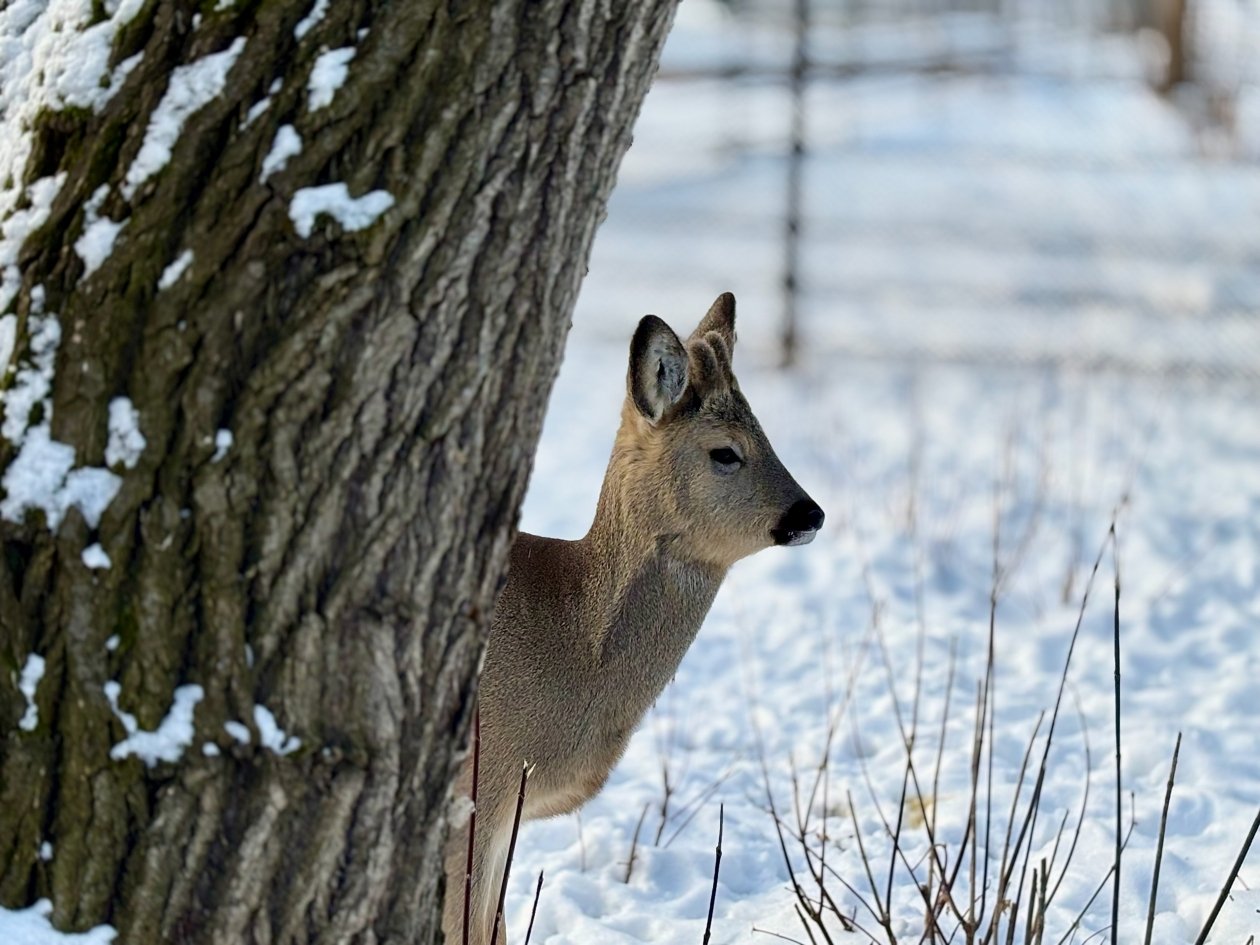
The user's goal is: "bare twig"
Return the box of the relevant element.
[625,802,650,883]
[1111,530,1122,945]
[702,804,725,945]
[653,746,676,847]
[523,871,544,945]
[662,762,738,848]
[848,789,894,940]
[489,762,530,945]
[1046,693,1093,905]
[1143,733,1181,945]
[753,926,811,945]
[1192,806,1260,945]
[1054,804,1136,945]
[463,709,481,945]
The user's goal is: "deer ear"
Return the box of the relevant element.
[629,315,688,424]
[690,292,736,353]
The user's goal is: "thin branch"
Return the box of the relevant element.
[625,802,650,883]
[1143,733,1181,945]
[1110,529,1122,945]
[1192,806,1260,945]
[463,709,481,945]
[702,804,724,945]
[523,871,544,945]
[489,762,530,945]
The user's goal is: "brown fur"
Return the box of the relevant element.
[442,294,822,944]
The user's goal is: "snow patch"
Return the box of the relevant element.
[0,899,116,945]
[449,795,476,830]
[157,250,193,290]
[106,681,204,767]
[260,124,301,182]
[57,466,122,529]
[38,841,52,861]
[211,428,233,462]
[243,96,271,128]
[105,396,145,469]
[222,706,301,755]
[0,0,146,203]
[289,183,393,238]
[202,742,221,757]
[74,217,126,278]
[307,47,355,111]
[0,426,120,529]
[0,174,65,314]
[17,652,45,732]
[105,635,119,652]
[73,185,126,279]
[1,312,59,442]
[81,543,110,570]
[1,312,123,529]
[253,704,302,755]
[1,1,147,320]
[0,314,16,373]
[122,37,247,200]
[294,0,331,40]
[243,73,282,130]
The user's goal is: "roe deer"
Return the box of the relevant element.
[442,293,823,943]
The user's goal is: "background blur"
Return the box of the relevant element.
[513,2,1260,941]
[579,0,1260,377]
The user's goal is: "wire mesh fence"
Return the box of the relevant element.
[581,0,1260,382]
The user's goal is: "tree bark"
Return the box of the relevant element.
[0,1,677,942]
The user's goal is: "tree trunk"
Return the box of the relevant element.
[0,2,677,942]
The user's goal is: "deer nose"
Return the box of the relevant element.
[772,499,825,546]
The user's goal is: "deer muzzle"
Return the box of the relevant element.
[771,498,825,546]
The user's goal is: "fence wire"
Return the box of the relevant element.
[593,0,1260,382]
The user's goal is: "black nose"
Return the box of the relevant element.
[772,499,825,546]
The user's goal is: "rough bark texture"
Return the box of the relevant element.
[0,1,677,942]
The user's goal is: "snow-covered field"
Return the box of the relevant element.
[505,8,1260,944]
[4,3,1258,944]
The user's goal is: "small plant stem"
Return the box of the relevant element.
[654,750,674,846]
[1035,858,1049,945]
[463,709,481,945]
[820,749,829,915]
[523,871,544,945]
[752,926,812,945]
[1193,806,1260,945]
[1024,867,1038,945]
[702,804,724,945]
[1111,530,1122,945]
[847,789,892,939]
[1143,733,1180,945]
[625,802,649,883]
[489,762,530,945]
[795,903,822,945]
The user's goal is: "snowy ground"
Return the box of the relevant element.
[4,5,1258,945]
[505,9,1260,945]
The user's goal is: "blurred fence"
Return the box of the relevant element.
[592,0,1260,381]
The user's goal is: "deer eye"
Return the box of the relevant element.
[709,447,742,469]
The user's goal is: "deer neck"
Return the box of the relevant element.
[579,457,726,711]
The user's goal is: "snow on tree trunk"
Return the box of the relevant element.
[0,1,677,941]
